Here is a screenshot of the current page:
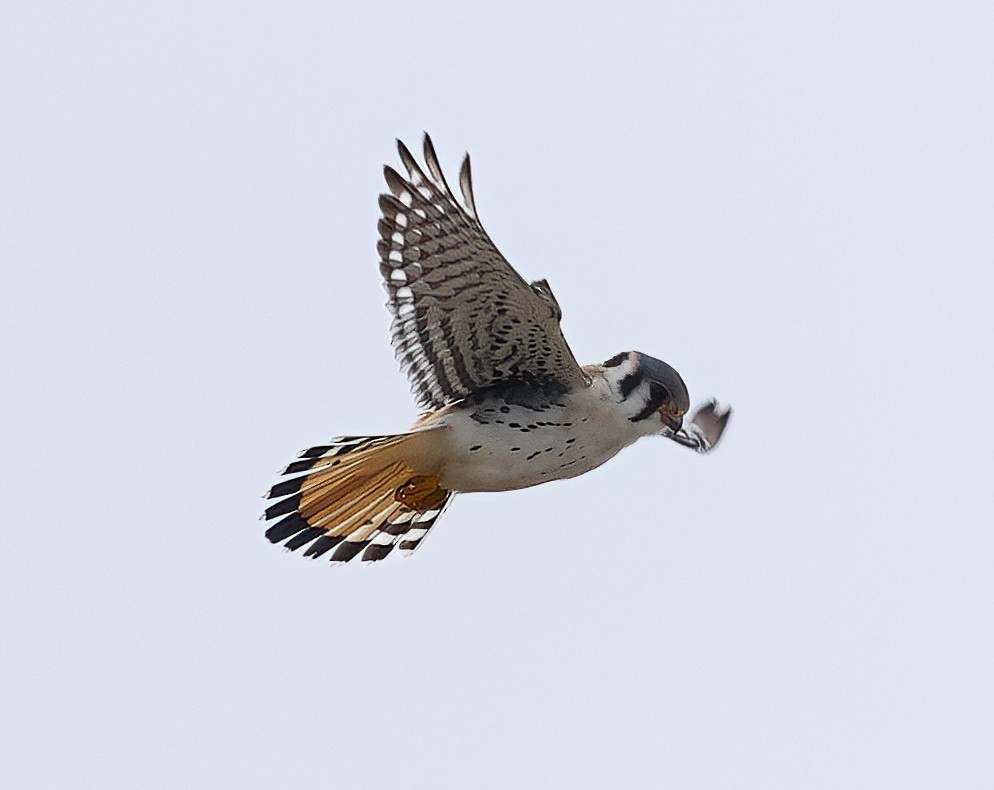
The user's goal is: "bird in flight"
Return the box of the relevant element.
[263,135,731,563]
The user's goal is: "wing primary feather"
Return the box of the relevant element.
[422,133,464,212]
[397,139,431,188]
[382,166,410,199]
[377,218,396,240]
[458,154,478,219]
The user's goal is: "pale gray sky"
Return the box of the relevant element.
[2,2,993,788]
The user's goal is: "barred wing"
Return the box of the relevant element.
[377,135,588,410]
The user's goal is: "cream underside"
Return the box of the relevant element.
[423,376,664,493]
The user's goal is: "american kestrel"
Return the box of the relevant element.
[263,135,731,562]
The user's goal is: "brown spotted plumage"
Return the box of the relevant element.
[263,135,731,564]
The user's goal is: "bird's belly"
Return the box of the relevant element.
[433,400,630,493]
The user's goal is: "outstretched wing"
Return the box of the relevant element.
[377,134,588,410]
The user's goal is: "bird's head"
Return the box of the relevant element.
[600,351,690,433]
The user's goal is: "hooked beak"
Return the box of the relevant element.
[659,406,685,433]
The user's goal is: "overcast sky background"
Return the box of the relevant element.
[2,2,993,788]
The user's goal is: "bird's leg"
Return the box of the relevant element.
[395,474,448,511]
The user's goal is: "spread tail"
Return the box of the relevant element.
[262,431,451,563]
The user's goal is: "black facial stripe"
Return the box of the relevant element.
[630,383,668,422]
[619,371,643,400]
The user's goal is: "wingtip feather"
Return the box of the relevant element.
[458,154,477,218]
